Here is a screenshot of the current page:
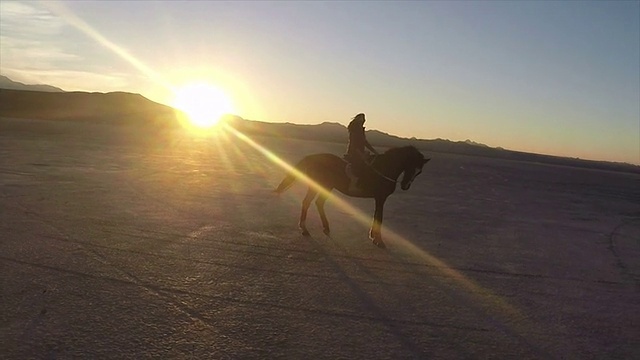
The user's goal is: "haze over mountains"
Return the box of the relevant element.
[0,75,65,93]
[0,76,638,174]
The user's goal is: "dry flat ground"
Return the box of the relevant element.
[1,118,639,359]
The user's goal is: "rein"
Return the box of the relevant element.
[370,167,397,184]
[365,155,398,184]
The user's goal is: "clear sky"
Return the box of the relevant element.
[1,1,639,164]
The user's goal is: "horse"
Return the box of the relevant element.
[274,146,430,248]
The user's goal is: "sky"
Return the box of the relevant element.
[1,1,639,164]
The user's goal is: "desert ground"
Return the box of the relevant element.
[1,117,639,359]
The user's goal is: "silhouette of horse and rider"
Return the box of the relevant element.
[275,113,430,248]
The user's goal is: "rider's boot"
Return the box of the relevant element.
[348,176,360,192]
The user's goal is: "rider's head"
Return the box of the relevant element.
[352,113,366,125]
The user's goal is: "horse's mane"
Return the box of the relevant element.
[377,146,424,166]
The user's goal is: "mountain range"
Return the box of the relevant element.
[1,75,637,174]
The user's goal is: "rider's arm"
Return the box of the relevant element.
[364,139,379,155]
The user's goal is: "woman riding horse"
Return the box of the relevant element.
[345,113,379,191]
[275,142,430,248]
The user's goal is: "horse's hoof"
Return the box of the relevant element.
[301,230,310,236]
[371,238,386,249]
[323,228,331,237]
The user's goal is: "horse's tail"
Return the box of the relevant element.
[274,172,297,194]
[273,157,311,194]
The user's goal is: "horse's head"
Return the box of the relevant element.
[399,148,430,191]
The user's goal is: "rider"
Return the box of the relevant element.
[345,113,379,191]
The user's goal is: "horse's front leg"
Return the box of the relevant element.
[299,188,317,236]
[369,196,387,248]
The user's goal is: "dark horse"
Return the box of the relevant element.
[274,146,430,248]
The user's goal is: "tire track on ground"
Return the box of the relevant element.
[100,220,631,287]
[608,217,640,291]
[0,255,489,333]
[8,200,240,345]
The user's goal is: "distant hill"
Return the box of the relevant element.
[0,88,181,128]
[1,87,638,174]
[0,75,65,92]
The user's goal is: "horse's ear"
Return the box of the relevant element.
[423,158,431,164]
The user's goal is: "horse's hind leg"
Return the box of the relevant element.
[315,193,330,236]
[299,187,318,236]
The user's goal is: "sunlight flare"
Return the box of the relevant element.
[171,82,235,129]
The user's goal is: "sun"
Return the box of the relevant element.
[171,82,235,128]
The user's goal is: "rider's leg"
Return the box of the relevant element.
[346,164,359,192]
